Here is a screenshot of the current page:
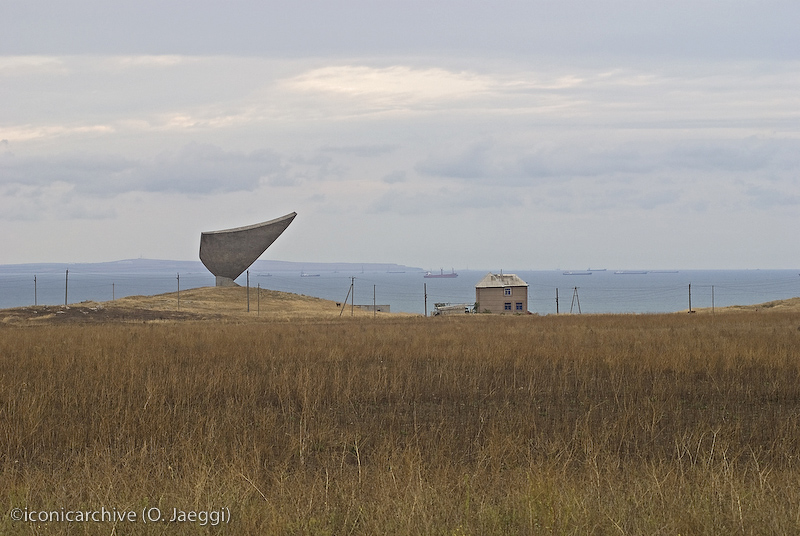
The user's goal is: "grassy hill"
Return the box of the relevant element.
[692,296,800,314]
[0,286,405,325]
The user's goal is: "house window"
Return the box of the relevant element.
[504,302,512,311]
[516,302,523,311]
[504,288,512,296]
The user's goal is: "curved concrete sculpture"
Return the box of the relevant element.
[200,212,296,286]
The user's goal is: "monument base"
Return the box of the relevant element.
[215,276,239,287]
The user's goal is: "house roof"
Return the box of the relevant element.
[475,272,528,288]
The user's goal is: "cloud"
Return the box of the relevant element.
[416,137,800,184]
[0,152,135,190]
[416,142,656,182]
[0,181,116,222]
[282,66,499,117]
[0,143,287,195]
[410,134,800,220]
[287,65,492,100]
[368,182,525,216]
[137,143,284,193]
[320,144,397,157]
[415,141,496,179]
[4,1,799,61]
[382,170,407,184]
[745,185,800,209]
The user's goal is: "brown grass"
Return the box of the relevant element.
[1,292,800,534]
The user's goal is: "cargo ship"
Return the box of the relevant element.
[424,269,458,278]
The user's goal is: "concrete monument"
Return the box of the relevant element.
[200,212,296,286]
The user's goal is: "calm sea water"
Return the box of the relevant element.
[1,264,798,315]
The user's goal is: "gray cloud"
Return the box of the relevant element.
[3,1,798,61]
[0,181,118,222]
[382,170,407,184]
[416,138,800,184]
[0,151,136,190]
[664,139,797,172]
[288,154,347,183]
[140,143,284,193]
[415,142,496,179]
[0,143,286,195]
[369,184,524,216]
[320,144,397,157]
[745,185,800,209]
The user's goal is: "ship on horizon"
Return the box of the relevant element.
[424,268,458,279]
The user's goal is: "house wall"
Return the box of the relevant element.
[356,304,391,313]
[476,286,528,314]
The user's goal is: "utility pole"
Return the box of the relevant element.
[34,275,37,306]
[339,277,356,317]
[112,282,115,301]
[373,284,376,318]
[688,283,692,313]
[711,285,715,315]
[177,273,180,311]
[555,288,559,314]
[339,282,352,317]
[64,269,69,306]
[247,270,250,312]
[570,287,581,314]
[350,277,355,317]
[257,283,260,316]
[424,283,428,317]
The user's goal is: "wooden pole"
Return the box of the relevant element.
[65,269,68,306]
[339,284,352,317]
[570,287,581,314]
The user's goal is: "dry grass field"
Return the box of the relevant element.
[1,288,800,534]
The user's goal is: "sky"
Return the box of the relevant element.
[1,0,799,270]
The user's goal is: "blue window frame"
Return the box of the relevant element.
[516,302,523,311]
[504,287,512,296]
[504,302,512,311]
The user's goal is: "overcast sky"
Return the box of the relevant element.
[2,1,799,269]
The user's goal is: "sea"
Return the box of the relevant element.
[1,260,799,315]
